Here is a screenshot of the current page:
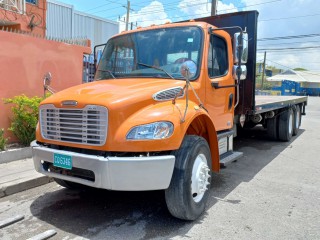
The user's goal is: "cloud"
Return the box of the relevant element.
[176,0,320,70]
[119,0,239,31]
[118,1,170,31]
[117,0,320,70]
[178,0,238,18]
[241,0,320,70]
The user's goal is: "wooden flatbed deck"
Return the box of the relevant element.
[254,95,308,114]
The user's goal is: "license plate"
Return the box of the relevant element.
[53,153,72,170]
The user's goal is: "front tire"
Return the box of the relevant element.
[165,135,212,220]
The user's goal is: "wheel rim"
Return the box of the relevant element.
[289,111,293,135]
[295,108,300,129]
[191,153,210,203]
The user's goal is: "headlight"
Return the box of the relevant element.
[126,121,174,140]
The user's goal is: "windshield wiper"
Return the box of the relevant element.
[97,69,116,79]
[137,62,174,79]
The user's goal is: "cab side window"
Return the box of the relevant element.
[208,35,228,78]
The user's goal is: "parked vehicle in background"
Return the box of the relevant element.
[32,11,307,220]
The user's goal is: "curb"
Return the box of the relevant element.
[0,176,53,198]
[0,147,32,164]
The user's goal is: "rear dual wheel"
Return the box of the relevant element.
[293,105,301,136]
[165,135,212,221]
[278,108,294,141]
[267,105,300,142]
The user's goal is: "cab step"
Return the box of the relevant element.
[220,151,243,167]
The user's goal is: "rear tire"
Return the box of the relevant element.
[293,105,301,136]
[278,109,294,141]
[165,135,212,220]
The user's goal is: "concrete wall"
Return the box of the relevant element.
[0,29,91,141]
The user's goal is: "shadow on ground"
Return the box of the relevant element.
[30,126,305,239]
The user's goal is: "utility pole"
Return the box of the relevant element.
[125,0,130,31]
[261,51,267,90]
[130,21,137,30]
[211,0,218,16]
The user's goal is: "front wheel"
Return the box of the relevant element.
[165,135,212,220]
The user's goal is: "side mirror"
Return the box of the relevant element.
[180,60,197,79]
[43,72,55,97]
[233,32,248,64]
[43,72,52,89]
[233,65,247,80]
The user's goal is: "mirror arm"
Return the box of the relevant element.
[93,43,107,73]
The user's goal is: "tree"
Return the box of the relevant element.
[293,67,307,71]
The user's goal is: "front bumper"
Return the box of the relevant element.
[31,141,175,191]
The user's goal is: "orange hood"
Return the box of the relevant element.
[42,78,185,110]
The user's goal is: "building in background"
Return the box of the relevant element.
[1,0,119,48]
[47,0,119,50]
[267,70,320,96]
[46,0,119,82]
[0,0,47,36]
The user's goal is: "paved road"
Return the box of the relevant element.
[1,97,319,240]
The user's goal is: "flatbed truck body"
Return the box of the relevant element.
[254,95,307,114]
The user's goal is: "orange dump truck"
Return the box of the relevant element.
[32,11,307,220]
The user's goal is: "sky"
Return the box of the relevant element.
[58,0,320,71]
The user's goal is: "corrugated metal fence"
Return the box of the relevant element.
[46,0,119,49]
[83,48,104,83]
[46,0,118,83]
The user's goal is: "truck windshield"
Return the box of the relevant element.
[95,26,203,81]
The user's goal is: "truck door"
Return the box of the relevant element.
[205,33,235,131]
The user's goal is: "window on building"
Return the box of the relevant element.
[26,0,38,5]
[208,35,228,78]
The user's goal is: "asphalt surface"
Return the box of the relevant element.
[0,97,319,240]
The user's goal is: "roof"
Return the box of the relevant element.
[267,70,320,83]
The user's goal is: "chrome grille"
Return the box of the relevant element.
[40,104,108,146]
[153,87,184,101]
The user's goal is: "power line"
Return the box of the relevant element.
[88,0,185,19]
[134,0,282,22]
[265,59,320,76]
[258,46,320,51]
[134,0,276,23]
[258,40,320,46]
[86,0,124,12]
[107,2,209,20]
[259,13,320,22]
[258,51,320,56]
[90,6,123,15]
[258,33,320,41]
[94,0,283,23]
[131,0,180,8]
[217,0,282,13]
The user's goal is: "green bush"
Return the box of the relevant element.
[4,95,42,146]
[0,128,8,151]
